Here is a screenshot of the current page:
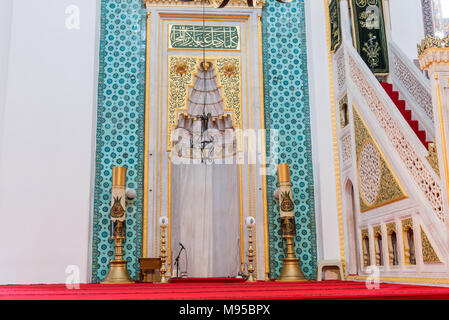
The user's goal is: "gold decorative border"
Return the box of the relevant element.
[143,0,265,9]
[386,222,397,266]
[247,16,257,279]
[373,225,382,265]
[338,95,348,129]
[346,275,449,284]
[361,228,370,267]
[435,75,449,214]
[401,218,413,232]
[353,105,408,212]
[149,13,258,274]
[420,226,441,263]
[143,12,151,258]
[361,228,369,239]
[386,222,396,235]
[419,48,449,70]
[257,14,270,280]
[166,55,242,151]
[329,0,342,53]
[373,225,381,236]
[168,24,241,52]
[324,0,346,276]
[401,218,414,266]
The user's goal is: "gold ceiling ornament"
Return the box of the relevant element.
[174,60,189,77]
[222,62,237,77]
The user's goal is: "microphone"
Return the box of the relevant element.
[179,242,185,250]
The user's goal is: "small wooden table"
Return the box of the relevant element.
[139,258,162,283]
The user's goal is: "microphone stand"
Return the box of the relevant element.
[174,246,185,278]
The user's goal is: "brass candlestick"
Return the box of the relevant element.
[102,166,134,284]
[277,163,307,281]
[246,219,256,282]
[159,217,170,283]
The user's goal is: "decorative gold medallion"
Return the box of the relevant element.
[280,191,294,212]
[281,216,296,238]
[174,60,189,76]
[111,196,125,218]
[223,62,237,76]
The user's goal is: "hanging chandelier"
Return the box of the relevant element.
[193,0,214,164]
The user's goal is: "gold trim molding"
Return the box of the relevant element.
[418,47,449,70]
[143,0,265,9]
[143,12,151,258]
[418,35,449,56]
[324,0,346,275]
[347,275,449,285]
[257,14,270,280]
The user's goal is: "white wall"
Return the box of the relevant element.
[0,0,99,284]
[0,0,13,152]
[306,0,341,261]
[388,0,425,60]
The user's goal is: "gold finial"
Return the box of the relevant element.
[277,163,291,183]
[112,166,127,187]
[246,223,256,282]
[201,61,211,71]
[159,223,169,283]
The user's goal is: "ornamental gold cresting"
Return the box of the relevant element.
[277,163,307,281]
[102,166,134,284]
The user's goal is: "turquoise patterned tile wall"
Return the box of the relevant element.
[92,0,146,282]
[261,0,318,279]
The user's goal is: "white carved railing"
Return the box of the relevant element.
[389,41,434,140]
[342,42,445,223]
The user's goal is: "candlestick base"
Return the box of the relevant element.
[101,260,134,284]
[277,257,307,281]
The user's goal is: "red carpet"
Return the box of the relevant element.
[1,280,449,300]
[169,277,246,283]
[380,82,431,149]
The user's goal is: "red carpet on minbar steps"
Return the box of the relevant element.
[2,280,449,300]
[380,82,432,149]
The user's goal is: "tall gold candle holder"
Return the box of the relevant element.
[245,216,256,282]
[276,163,307,281]
[102,166,134,284]
[159,216,170,283]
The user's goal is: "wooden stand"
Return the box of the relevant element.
[139,258,162,283]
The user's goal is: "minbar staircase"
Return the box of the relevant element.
[380,82,432,149]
